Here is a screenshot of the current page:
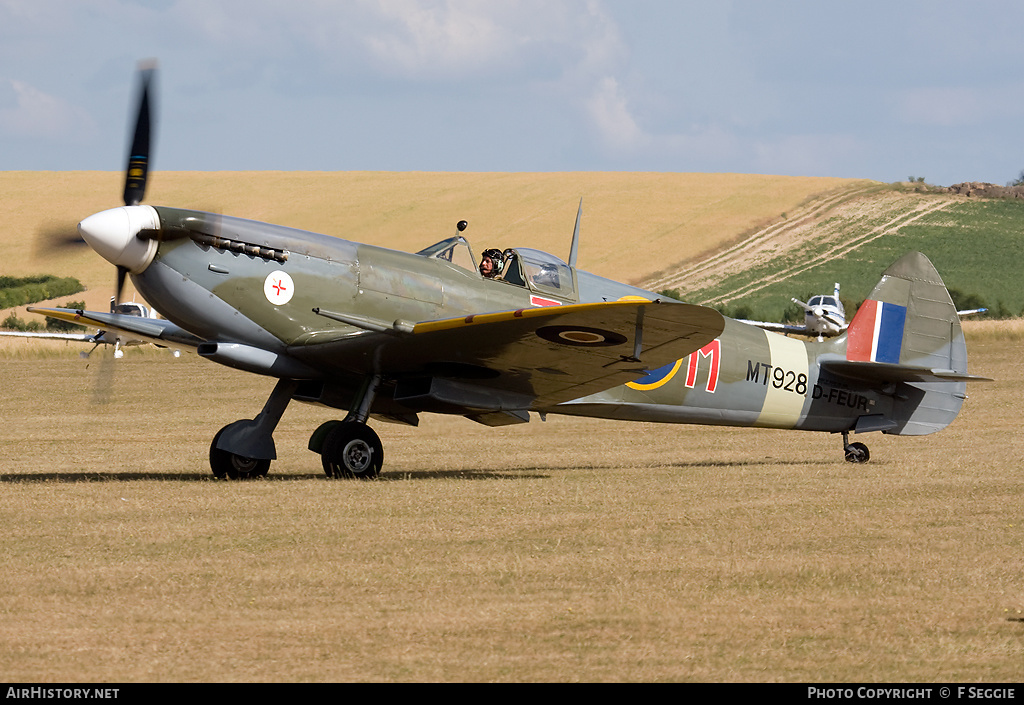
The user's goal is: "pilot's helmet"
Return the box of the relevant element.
[481,248,504,274]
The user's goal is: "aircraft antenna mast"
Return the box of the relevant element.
[568,198,582,267]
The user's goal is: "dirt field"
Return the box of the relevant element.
[0,325,1019,682]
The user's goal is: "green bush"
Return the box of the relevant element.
[1,313,42,332]
[0,275,84,308]
[948,288,990,317]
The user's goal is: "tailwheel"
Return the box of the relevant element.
[210,428,271,479]
[321,422,383,480]
[842,431,870,464]
[844,442,870,463]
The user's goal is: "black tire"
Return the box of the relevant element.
[844,441,870,464]
[210,428,271,479]
[321,422,383,479]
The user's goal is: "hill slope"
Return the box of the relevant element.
[3,172,1021,326]
[1,171,860,317]
[653,185,1024,321]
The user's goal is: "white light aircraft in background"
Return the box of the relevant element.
[0,298,175,358]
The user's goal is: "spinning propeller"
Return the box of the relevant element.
[38,62,161,305]
[33,62,162,401]
[123,61,155,209]
[112,60,157,305]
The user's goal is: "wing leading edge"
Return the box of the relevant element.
[26,307,205,350]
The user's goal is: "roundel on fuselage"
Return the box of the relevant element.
[264,270,294,306]
[626,358,682,391]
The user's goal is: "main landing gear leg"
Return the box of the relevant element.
[842,430,870,464]
[210,378,298,479]
[311,374,384,480]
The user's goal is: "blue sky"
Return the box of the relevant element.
[2,0,1023,185]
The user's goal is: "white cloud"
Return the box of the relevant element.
[364,0,506,75]
[162,0,623,81]
[12,0,1024,182]
[587,76,645,152]
[354,0,627,84]
[0,79,95,140]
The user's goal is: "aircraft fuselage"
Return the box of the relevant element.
[121,207,963,443]
[43,62,977,479]
[553,318,896,433]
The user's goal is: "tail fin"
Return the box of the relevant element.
[824,252,986,435]
[846,251,966,371]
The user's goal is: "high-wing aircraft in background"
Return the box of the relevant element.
[30,64,990,479]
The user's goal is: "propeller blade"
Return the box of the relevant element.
[123,61,157,207]
[34,221,86,259]
[115,266,128,306]
[90,346,117,405]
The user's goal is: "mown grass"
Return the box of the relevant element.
[0,338,1019,682]
[1,173,1021,681]
[964,318,1024,343]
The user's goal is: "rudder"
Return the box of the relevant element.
[842,251,970,435]
[846,251,967,373]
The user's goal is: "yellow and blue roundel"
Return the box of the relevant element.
[627,358,682,391]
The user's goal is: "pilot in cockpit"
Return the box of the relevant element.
[479,248,504,279]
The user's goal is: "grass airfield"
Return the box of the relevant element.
[1,171,1021,681]
[0,325,1020,682]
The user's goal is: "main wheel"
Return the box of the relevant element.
[210,428,271,479]
[321,422,383,479]
[844,441,870,464]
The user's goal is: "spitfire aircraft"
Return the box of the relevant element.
[30,65,989,478]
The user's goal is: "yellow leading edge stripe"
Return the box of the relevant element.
[412,300,652,335]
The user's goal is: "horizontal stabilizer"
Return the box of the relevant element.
[831,252,990,437]
[854,414,900,433]
[822,359,993,385]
